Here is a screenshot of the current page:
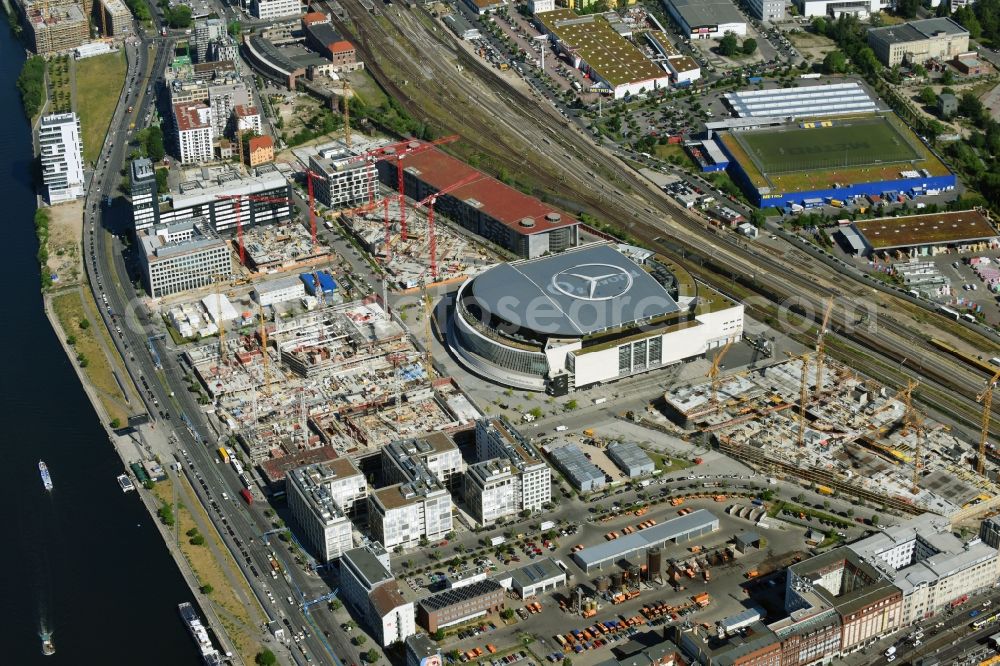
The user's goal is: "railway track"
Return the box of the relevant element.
[333,0,1000,443]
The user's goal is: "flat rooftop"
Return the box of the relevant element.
[853,210,997,250]
[665,0,746,29]
[723,82,877,118]
[537,10,667,87]
[869,17,969,45]
[466,243,679,337]
[509,557,565,588]
[389,144,578,235]
[574,509,719,569]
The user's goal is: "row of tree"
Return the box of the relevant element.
[16,56,45,118]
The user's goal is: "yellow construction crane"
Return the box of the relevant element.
[258,299,271,395]
[895,379,922,493]
[977,369,1000,476]
[341,78,351,150]
[237,128,245,171]
[814,297,834,391]
[797,353,809,447]
[708,338,734,406]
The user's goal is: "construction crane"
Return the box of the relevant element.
[214,275,228,363]
[814,297,834,391]
[99,0,107,37]
[412,172,483,281]
[708,338,734,406]
[214,193,292,266]
[898,379,923,493]
[977,369,1000,476]
[237,128,245,172]
[420,279,435,386]
[341,78,351,150]
[303,169,327,248]
[388,135,459,241]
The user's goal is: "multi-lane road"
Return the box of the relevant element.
[80,22,356,666]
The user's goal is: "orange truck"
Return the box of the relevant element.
[670,498,684,506]
[746,570,759,579]
[714,495,726,502]
[692,592,711,607]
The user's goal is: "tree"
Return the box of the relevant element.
[354,634,368,647]
[366,649,380,663]
[227,20,241,37]
[718,33,739,57]
[870,514,879,525]
[563,658,573,666]
[330,599,342,611]
[433,629,446,641]
[66,335,77,345]
[918,86,937,107]
[529,406,543,419]
[822,50,848,74]
[500,608,515,620]
[896,0,919,18]
[742,38,758,55]
[200,583,214,594]
[565,399,578,410]
[78,318,90,330]
[110,417,122,429]
[190,534,206,545]
[255,650,277,666]
[166,4,192,28]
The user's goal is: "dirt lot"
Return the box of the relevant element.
[46,200,83,285]
[786,30,837,62]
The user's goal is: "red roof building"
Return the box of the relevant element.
[301,11,329,27]
[379,144,579,258]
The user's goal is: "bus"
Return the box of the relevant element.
[963,313,977,323]
[232,459,244,476]
[938,305,960,320]
[217,447,230,464]
[240,472,253,489]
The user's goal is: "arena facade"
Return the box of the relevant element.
[448,243,744,394]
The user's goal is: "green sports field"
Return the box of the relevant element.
[733,116,922,176]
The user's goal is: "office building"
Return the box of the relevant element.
[140,218,233,298]
[208,82,252,137]
[405,634,442,666]
[129,161,293,235]
[787,548,903,654]
[465,460,519,525]
[745,0,783,20]
[97,0,131,36]
[309,146,377,208]
[528,0,555,12]
[383,434,465,492]
[251,0,302,20]
[848,514,1000,623]
[369,477,453,550]
[252,276,306,307]
[193,18,225,62]
[38,113,85,203]
[796,0,888,18]
[131,158,160,231]
[24,3,88,55]
[340,544,416,646]
[981,517,1000,549]
[868,18,970,67]
[417,580,505,633]
[465,418,551,524]
[287,462,357,563]
[173,102,214,165]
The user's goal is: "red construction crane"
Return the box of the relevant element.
[412,172,482,281]
[387,135,459,241]
[303,169,327,247]
[215,193,292,266]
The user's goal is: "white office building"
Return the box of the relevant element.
[140,218,233,298]
[341,544,416,647]
[465,418,551,525]
[383,433,465,492]
[251,0,302,20]
[370,478,453,550]
[745,0,784,21]
[174,102,214,165]
[39,113,85,203]
[796,0,888,18]
[528,0,555,12]
[309,146,377,208]
[252,276,306,307]
[287,462,360,563]
[849,514,1000,623]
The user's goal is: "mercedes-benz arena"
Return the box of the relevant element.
[449,243,744,394]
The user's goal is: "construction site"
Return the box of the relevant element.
[241,222,333,274]
[341,193,501,290]
[186,299,480,464]
[661,350,996,520]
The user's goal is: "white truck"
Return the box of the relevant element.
[490,536,506,546]
[539,520,555,531]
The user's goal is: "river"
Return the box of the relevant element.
[0,22,201,665]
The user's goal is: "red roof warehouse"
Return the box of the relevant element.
[377,144,579,258]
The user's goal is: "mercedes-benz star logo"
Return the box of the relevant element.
[550,263,633,301]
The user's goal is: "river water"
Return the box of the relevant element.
[0,22,200,664]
